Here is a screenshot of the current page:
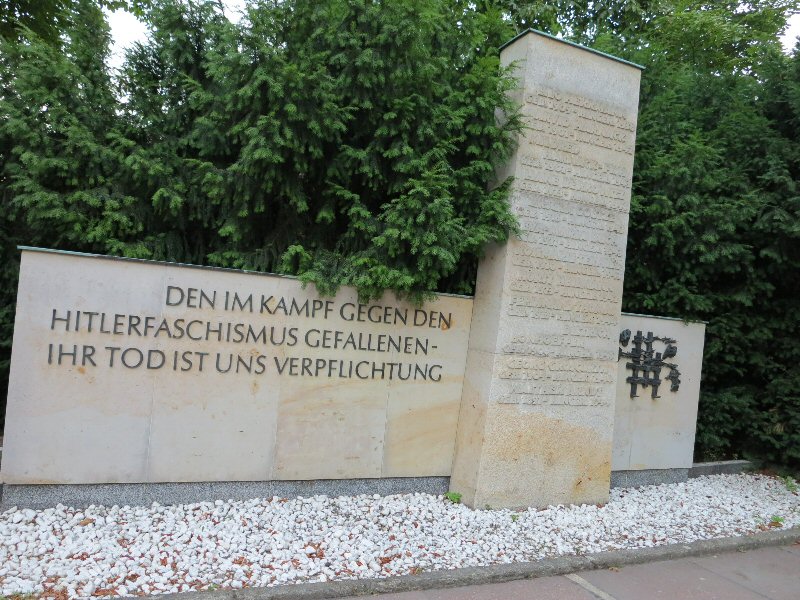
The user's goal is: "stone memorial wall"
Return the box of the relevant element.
[1,32,688,512]
[1,249,472,485]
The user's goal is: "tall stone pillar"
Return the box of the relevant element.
[450,30,642,509]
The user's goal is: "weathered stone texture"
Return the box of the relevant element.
[450,31,642,508]
[2,249,472,485]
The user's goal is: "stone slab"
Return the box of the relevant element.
[613,314,706,471]
[610,468,689,488]
[691,546,800,600]
[690,460,754,477]
[339,576,597,600]
[450,30,641,508]
[0,477,450,510]
[1,248,472,485]
[577,560,765,599]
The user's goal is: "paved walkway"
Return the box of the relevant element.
[342,543,800,599]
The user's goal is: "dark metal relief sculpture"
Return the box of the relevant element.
[618,329,681,399]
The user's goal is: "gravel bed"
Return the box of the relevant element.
[1,473,798,598]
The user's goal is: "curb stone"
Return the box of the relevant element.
[158,527,800,599]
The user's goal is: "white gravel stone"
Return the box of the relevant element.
[0,474,797,598]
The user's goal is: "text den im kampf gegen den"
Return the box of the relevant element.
[44,285,455,382]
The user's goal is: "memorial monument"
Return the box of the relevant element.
[0,32,709,512]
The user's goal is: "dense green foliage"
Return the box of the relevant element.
[1,0,799,467]
[114,0,520,299]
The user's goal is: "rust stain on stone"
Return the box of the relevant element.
[479,407,612,508]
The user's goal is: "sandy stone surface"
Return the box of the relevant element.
[451,30,642,508]
[3,249,471,486]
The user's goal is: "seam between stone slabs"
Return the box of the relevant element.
[565,574,618,600]
[154,528,800,600]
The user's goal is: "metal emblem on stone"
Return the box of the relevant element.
[618,329,681,398]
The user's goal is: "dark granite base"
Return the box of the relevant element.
[610,460,755,490]
[0,477,450,510]
[689,460,754,478]
[0,461,757,510]
[610,468,690,489]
